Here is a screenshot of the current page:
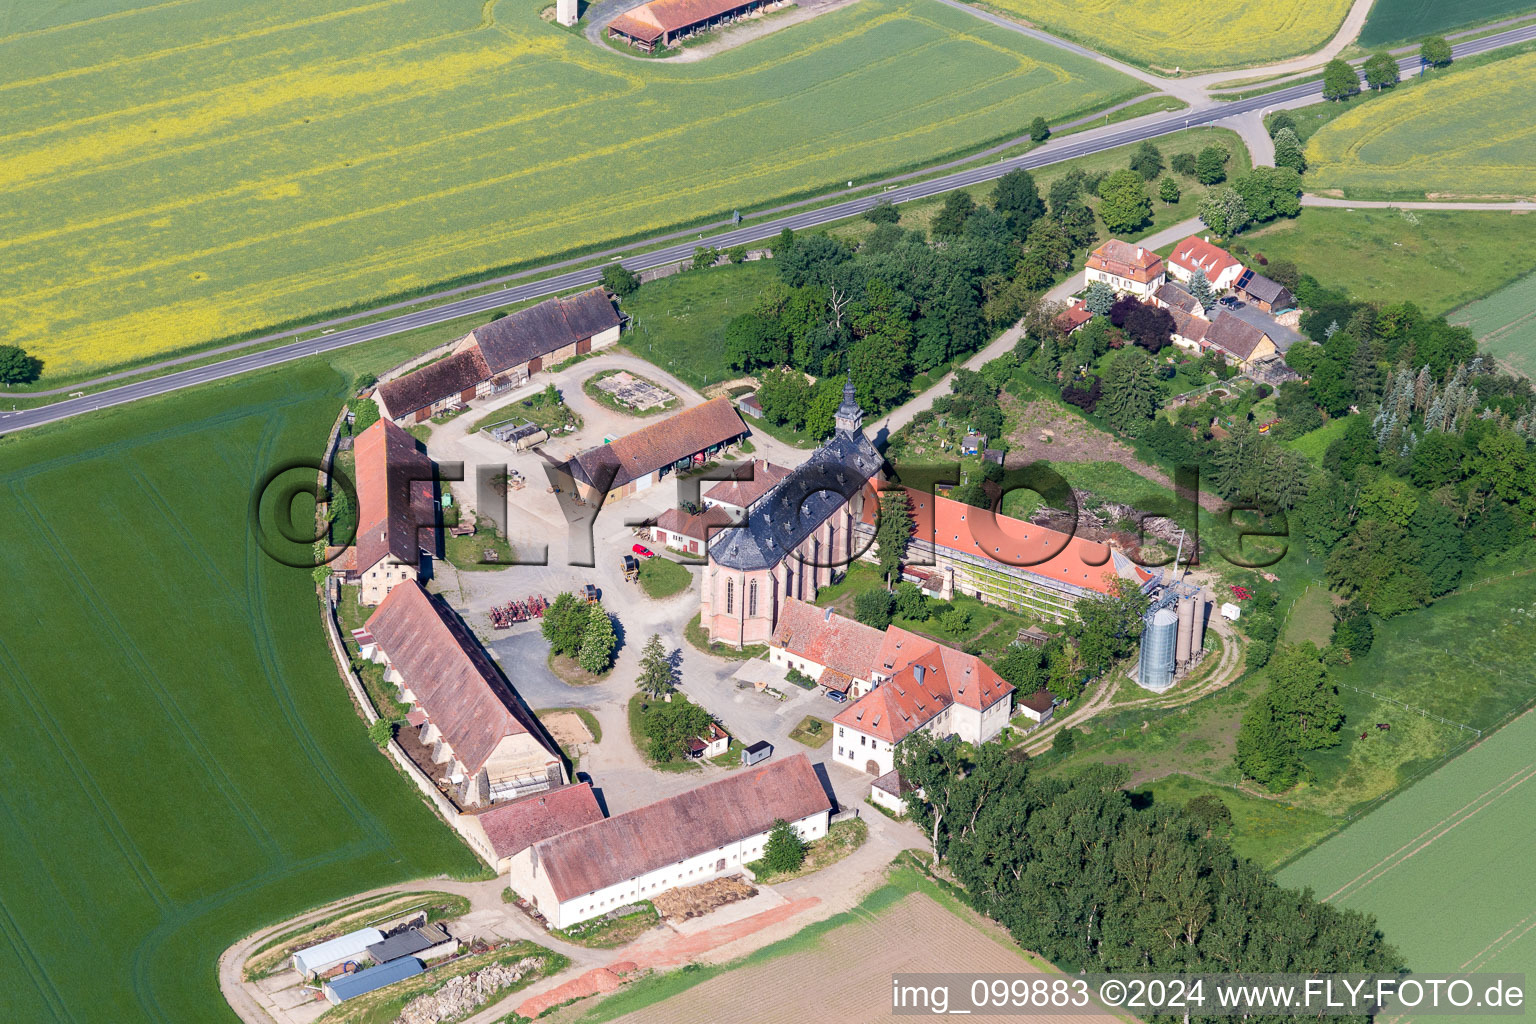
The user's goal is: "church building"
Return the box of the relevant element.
[700,379,882,648]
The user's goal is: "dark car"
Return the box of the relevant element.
[824,690,848,704]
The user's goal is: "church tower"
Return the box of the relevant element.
[834,375,864,436]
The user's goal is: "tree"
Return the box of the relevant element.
[1187,269,1215,310]
[865,199,900,224]
[895,581,929,620]
[854,587,895,629]
[642,696,712,763]
[347,397,379,434]
[368,719,395,748]
[638,633,673,698]
[1197,186,1249,237]
[996,642,1045,692]
[1185,794,1233,836]
[991,169,1044,239]
[577,608,617,674]
[1364,51,1399,90]
[1029,115,1051,141]
[1195,145,1229,185]
[1051,726,1076,756]
[1420,35,1453,68]
[1271,127,1307,173]
[1265,642,1346,751]
[761,819,807,874]
[542,592,591,656]
[1158,176,1180,206]
[1100,348,1161,434]
[1170,151,1197,177]
[691,245,720,271]
[1233,166,1302,224]
[601,263,639,296]
[930,190,977,237]
[1096,169,1152,235]
[1129,140,1164,181]
[1323,58,1360,100]
[875,489,914,583]
[1266,110,1297,138]
[1083,280,1116,316]
[848,329,911,412]
[0,345,42,385]
[940,606,971,636]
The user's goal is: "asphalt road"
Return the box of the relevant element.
[7,21,1534,436]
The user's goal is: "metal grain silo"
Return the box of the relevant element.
[1138,607,1178,691]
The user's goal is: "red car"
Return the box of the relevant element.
[632,544,655,558]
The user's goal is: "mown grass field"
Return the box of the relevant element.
[1358,0,1536,46]
[1246,209,1536,316]
[1278,708,1536,1004]
[973,0,1353,71]
[1450,268,1536,377]
[1303,51,1536,200]
[1130,774,1335,869]
[0,0,1140,380]
[0,363,483,1023]
[620,261,777,388]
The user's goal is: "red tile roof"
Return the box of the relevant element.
[473,783,604,861]
[530,754,831,902]
[353,419,436,574]
[1056,301,1093,334]
[1169,236,1244,283]
[1087,239,1164,285]
[376,348,490,420]
[364,581,558,776]
[1169,307,1212,346]
[703,459,792,510]
[609,0,753,42]
[865,488,1117,595]
[569,397,746,492]
[771,598,887,680]
[655,504,735,544]
[835,636,1014,744]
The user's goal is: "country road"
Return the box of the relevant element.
[6,19,1535,436]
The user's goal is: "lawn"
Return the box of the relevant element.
[1279,584,1336,646]
[1278,709,1536,1008]
[0,0,1141,379]
[1245,208,1536,316]
[788,715,833,748]
[637,555,694,599]
[0,363,483,1023]
[1284,416,1349,462]
[444,513,516,571]
[1449,267,1536,378]
[1302,52,1536,200]
[1129,774,1335,870]
[620,261,778,389]
[1359,0,1536,46]
[972,0,1353,72]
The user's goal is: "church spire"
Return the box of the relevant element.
[834,372,863,435]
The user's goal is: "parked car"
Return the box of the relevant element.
[631,544,654,558]
[824,690,848,704]
[1218,295,1239,308]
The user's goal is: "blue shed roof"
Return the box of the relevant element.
[323,957,424,1002]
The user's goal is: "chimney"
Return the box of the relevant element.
[1137,247,1144,259]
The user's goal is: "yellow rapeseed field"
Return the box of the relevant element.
[1304,52,1536,200]
[976,0,1354,71]
[0,0,1139,377]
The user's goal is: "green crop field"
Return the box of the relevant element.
[1246,209,1536,316]
[971,0,1354,72]
[1279,708,1536,1011]
[1359,0,1536,47]
[1303,52,1536,200]
[0,365,483,1022]
[0,0,1140,380]
[1450,268,1536,377]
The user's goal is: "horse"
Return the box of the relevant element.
[1376,722,1391,731]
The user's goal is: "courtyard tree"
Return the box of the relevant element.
[761,819,808,874]
[895,580,929,620]
[1322,58,1360,100]
[875,489,914,584]
[1188,269,1216,309]
[577,607,617,674]
[1364,51,1399,90]
[637,632,673,698]
[854,588,895,629]
[1195,145,1229,184]
[542,591,591,657]
[1096,169,1152,235]
[1083,280,1116,316]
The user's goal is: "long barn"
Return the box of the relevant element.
[607,0,774,52]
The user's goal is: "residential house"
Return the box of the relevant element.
[651,504,735,556]
[1204,310,1280,370]
[702,459,792,520]
[347,418,436,605]
[1085,239,1166,297]
[1153,281,1204,318]
[1168,307,1212,353]
[464,783,605,875]
[362,581,566,807]
[832,642,1014,777]
[1166,236,1245,291]
[1055,297,1094,335]
[563,396,747,505]
[509,754,831,928]
[768,599,888,696]
[688,722,730,759]
[1234,269,1295,313]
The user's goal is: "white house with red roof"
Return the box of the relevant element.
[832,641,1016,777]
[1085,239,1166,297]
[1166,236,1246,292]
